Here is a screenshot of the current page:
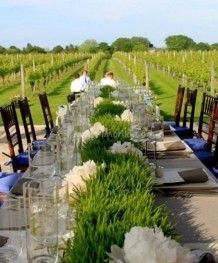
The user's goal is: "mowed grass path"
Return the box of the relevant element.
[150,70,203,121]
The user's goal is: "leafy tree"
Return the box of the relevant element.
[52,45,64,53]
[7,46,21,53]
[98,42,113,53]
[79,39,98,53]
[112,37,133,52]
[0,45,6,54]
[65,44,78,52]
[211,43,218,50]
[23,43,46,53]
[165,35,196,50]
[195,42,210,50]
[131,36,153,51]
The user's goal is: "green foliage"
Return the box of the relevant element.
[99,85,115,98]
[93,100,126,118]
[165,35,196,50]
[63,156,175,262]
[79,39,99,53]
[195,42,210,51]
[52,45,64,53]
[112,36,153,52]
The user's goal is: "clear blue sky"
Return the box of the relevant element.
[0,0,217,49]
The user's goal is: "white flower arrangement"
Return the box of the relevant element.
[109,141,144,160]
[112,100,126,106]
[60,160,97,196]
[81,122,107,144]
[108,226,193,263]
[94,97,104,108]
[121,109,134,122]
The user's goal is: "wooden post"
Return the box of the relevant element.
[210,62,215,96]
[20,64,25,98]
[145,62,149,90]
[33,60,36,72]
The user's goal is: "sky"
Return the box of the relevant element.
[0,0,218,49]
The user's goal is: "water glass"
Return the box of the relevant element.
[24,181,59,263]
[0,197,23,262]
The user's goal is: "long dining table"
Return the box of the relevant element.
[148,129,218,260]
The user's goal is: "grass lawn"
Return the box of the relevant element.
[149,70,203,121]
[0,62,85,125]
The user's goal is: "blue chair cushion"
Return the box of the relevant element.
[32,139,46,150]
[184,138,207,151]
[165,121,176,126]
[12,152,29,166]
[194,150,214,167]
[0,172,23,193]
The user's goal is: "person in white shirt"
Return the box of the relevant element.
[79,70,91,90]
[100,71,117,88]
[70,73,84,93]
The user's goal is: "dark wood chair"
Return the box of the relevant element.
[170,88,197,139]
[38,92,54,137]
[197,93,215,138]
[174,85,185,126]
[18,97,46,150]
[184,98,218,167]
[0,103,28,172]
[67,93,75,104]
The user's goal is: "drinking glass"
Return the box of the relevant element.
[28,145,56,180]
[24,181,59,263]
[0,197,23,262]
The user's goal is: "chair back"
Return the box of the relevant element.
[198,93,215,138]
[18,97,36,144]
[182,88,197,131]
[38,92,54,137]
[0,103,24,158]
[67,93,75,104]
[174,85,185,126]
[207,99,218,151]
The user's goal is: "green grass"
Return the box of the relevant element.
[0,62,85,125]
[106,58,135,85]
[149,69,203,121]
[94,59,109,81]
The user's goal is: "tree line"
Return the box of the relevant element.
[1,35,218,54]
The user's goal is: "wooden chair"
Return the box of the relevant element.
[67,93,75,104]
[38,92,54,137]
[173,88,197,139]
[174,85,185,126]
[18,97,46,150]
[197,93,215,138]
[184,98,218,167]
[0,103,28,172]
[165,85,185,128]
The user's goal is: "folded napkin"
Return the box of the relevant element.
[164,140,186,151]
[178,168,208,183]
[0,235,8,247]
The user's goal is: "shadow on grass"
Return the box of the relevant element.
[160,110,173,121]
[0,83,19,95]
[149,80,164,96]
[48,75,73,97]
